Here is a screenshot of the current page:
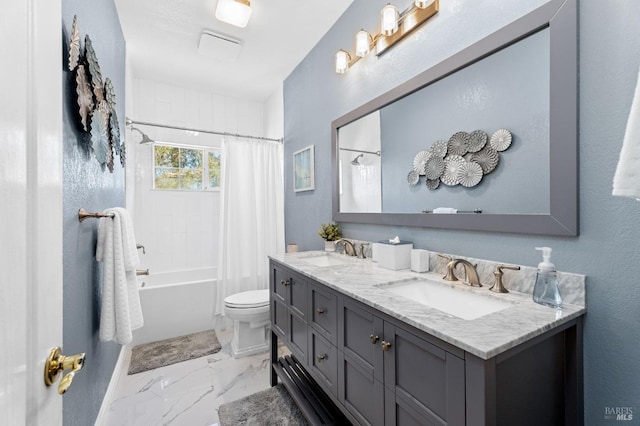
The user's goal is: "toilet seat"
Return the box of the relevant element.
[224,289,269,309]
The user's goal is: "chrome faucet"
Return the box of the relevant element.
[439,255,482,287]
[335,239,357,257]
[358,242,370,259]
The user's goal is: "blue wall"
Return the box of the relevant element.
[284,0,640,422]
[62,0,126,424]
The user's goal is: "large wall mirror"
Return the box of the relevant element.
[332,0,577,236]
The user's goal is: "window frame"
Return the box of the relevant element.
[152,142,222,192]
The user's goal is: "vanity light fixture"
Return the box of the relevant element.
[335,0,438,74]
[215,0,252,28]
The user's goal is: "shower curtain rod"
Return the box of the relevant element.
[125,118,283,143]
[339,147,381,156]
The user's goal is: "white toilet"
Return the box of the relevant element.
[224,289,270,358]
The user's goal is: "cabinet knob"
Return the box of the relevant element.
[381,340,392,351]
[280,279,290,286]
[316,354,327,362]
[316,308,325,315]
[370,334,380,344]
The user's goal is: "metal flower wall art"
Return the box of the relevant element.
[409,129,513,190]
[67,15,125,171]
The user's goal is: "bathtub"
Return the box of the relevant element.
[132,268,216,345]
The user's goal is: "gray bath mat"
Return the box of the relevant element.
[218,384,309,426]
[127,329,221,374]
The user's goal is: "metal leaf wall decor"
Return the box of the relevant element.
[67,15,125,169]
[409,129,513,191]
[75,65,94,132]
[68,15,80,71]
[84,35,104,103]
[90,108,109,165]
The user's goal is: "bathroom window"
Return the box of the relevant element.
[153,143,221,191]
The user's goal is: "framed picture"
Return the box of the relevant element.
[293,145,315,192]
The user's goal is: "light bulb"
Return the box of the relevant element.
[355,30,372,57]
[414,0,433,8]
[335,50,351,74]
[381,4,399,36]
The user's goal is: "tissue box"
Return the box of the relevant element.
[411,249,430,273]
[376,241,413,270]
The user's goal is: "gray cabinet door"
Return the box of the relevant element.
[271,298,289,341]
[309,328,338,397]
[289,271,307,319]
[383,322,466,426]
[289,312,308,363]
[338,298,385,426]
[271,264,289,303]
[310,283,338,344]
[271,263,307,362]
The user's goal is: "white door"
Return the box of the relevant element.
[0,0,64,424]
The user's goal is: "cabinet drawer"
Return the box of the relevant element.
[310,284,337,344]
[309,329,338,397]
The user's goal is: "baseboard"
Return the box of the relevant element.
[94,345,129,426]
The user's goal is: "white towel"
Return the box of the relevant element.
[96,208,143,344]
[613,65,640,200]
[433,207,458,214]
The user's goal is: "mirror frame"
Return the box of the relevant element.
[332,0,577,236]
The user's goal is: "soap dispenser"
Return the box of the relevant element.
[532,247,562,308]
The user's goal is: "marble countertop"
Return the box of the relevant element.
[269,251,586,360]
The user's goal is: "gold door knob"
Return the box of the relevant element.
[44,347,86,395]
[316,308,325,315]
[316,354,327,362]
[370,334,380,344]
[381,340,392,351]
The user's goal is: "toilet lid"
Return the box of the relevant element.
[224,289,269,308]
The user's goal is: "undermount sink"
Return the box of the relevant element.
[301,254,354,267]
[378,278,515,320]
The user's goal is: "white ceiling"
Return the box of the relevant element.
[114,0,353,102]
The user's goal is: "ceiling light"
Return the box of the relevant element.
[215,0,252,28]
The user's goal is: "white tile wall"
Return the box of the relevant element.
[130,78,283,274]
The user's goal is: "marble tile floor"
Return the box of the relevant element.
[104,328,287,426]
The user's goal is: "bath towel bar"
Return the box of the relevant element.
[78,208,115,222]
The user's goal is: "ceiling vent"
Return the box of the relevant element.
[198,30,243,62]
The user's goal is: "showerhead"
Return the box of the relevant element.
[131,127,154,144]
[351,154,364,165]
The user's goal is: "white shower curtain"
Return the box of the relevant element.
[215,138,285,317]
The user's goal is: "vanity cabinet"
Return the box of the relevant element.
[269,260,583,426]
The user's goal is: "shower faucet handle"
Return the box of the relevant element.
[136,244,146,254]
